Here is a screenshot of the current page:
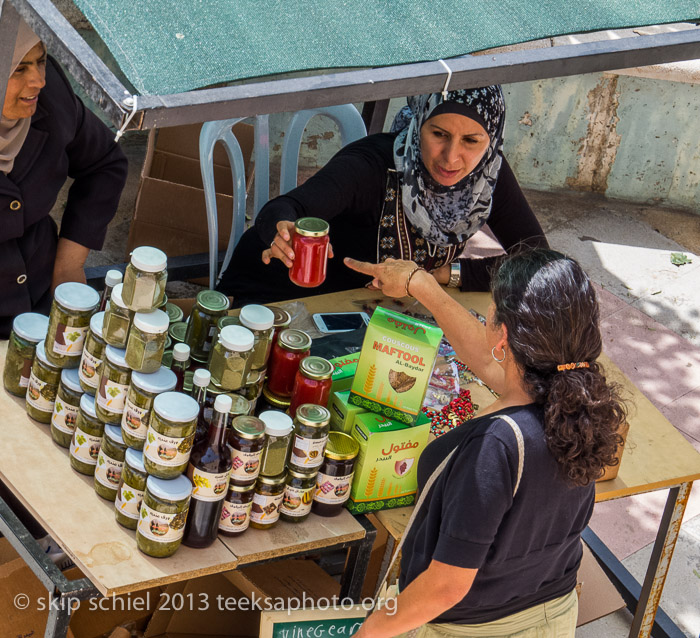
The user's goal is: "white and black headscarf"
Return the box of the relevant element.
[391,86,505,247]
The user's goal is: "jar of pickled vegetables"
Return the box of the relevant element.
[249,474,287,530]
[125,309,169,373]
[79,312,106,394]
[288,356,333,418]
[94,424,127,501]
[279,469,316,523]
[185,290,231,363]
[289,218,329,288]
[3,313,49,397]
[25,341,61,423]
[122,246,168,312]
[114,448,147,529]
[218,484,255,536]
[102,283,132,349]
[121,366,177,449]
[95,346,131,425]
[288,404,330,474]
[50,367,83,448]
[70,393,105,475]
[239,305,274,371]
[45,282,100,368]
[266,329,311,398]
[209,325,254,391]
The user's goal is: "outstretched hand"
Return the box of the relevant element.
[262,220,334,267]
[344,257,424,299]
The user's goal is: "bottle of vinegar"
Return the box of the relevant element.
[182,394,233,548]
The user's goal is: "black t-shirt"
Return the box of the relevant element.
[399,404,594,624]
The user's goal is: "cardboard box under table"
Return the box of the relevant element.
[0,340,369,636]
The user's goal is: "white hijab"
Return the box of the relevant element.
[0,18,41,174]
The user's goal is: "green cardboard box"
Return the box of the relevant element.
[349,307,443,425]
[346,411,430,514]
[329,354,360,393]
[329,390,366,434]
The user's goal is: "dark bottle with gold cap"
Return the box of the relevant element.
[182,394,232,548]
[313,432,359,517]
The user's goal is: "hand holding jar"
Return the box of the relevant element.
[262,218,334,288]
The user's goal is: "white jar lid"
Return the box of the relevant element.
[213,394,233,415]
[146,474,192,502]
[12,313,49,343]
[130,246,167,273]
[60,367,83,394]
[90,312,105,339]
[131,366,177,394]
[105,345,128,368]
[54,282,100,312]
[105,270,123,287]
[104,423,125,446]
[172,343,190,362]
[80,392,98,418]
[110,283,127,310]
[239,304,274,331]
[259,410,293,436]
[153,391,199,423]
[193,368,211,388]
[133,309,169,334]
[125,448,145,473]
[34,341,58,369]
[219,325,254,352]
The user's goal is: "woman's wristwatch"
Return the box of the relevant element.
[447,261,462,288]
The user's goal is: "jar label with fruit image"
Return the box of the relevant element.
[280,485,314,518]
[314,471,354,505]
[289,435,328,469]
[70,426,103,466]
[250,491,283,525]
[137,504,187,543]
[115,485,145,521]
[219,500,252,533]
[144,428,194,468]
[188,466,230,502]
[95,450,124,490]
[230,448,263,481]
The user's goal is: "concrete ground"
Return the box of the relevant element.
[63,131,700,637]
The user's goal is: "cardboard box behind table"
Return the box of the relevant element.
[0,538,161,638]
[127,122,255,262]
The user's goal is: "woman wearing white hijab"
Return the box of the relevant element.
[0,18,127,338]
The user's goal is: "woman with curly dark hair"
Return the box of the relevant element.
[346,249,626,638]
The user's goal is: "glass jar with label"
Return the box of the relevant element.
[125,309,169,373]
[280,469,316,523]
[228,416,266,486]
[288,404,330,474]
[165,303,184,325]
[289,218,330,288]
[228,393,251,420]
[168,321,188,346]
[258,411,294,477]
[143,392,199,479]
[50,367,84,448]
[268,306,292,348]
[115,449,147,529]
[239,305,275,371]
[250,473,287,530]
[255,385,291,416]
[3,313,49,397]
[219,483,255,536]
[25,341,61,423]
[79,312,106,394]
[313,432,359,516]
[94,424,127,501]
[266,329,312,398]
[185,290,231,363]
[102,284,132,349]
[122,246,168,313]
[45,282,100,368]
[136,474,192,558]
[70,393,105,475]
[95,346,132,425]
[288,357,333,418]
[99,269,123,313]
[209,325,254,391]
[121,366,177,450]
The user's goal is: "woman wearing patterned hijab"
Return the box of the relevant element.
[218,86,547,304]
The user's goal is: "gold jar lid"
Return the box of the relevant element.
[257,473,287,487]
[231,415,265,440]
[268,306,292,328]
[295,404,330,428]
[227,482,256,494]
[294,217,329,238]
[287,468,315,481]
[262,385,291,408]
[228,393,251,416]
[278,329,312,353]
[325,432,360,460]
[299,356,333,380]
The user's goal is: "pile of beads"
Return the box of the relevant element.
[422,388,477,438]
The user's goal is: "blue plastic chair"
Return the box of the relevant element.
[199,105,366,289]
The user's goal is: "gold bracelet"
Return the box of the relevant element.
[405,266,425,298]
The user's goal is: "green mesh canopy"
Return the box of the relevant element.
[72,0,700,96]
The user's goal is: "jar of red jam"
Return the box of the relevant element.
[268,306,292,347]
[266,329,312,398]
[312,432,359,517]
[289,218,330,288]
[289,356,333,418]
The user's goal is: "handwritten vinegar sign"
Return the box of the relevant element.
[259,606,367,638]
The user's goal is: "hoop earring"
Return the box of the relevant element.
[491,346,506,363]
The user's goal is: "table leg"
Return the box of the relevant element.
[340,515,377,602]
[629,482,692,638]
